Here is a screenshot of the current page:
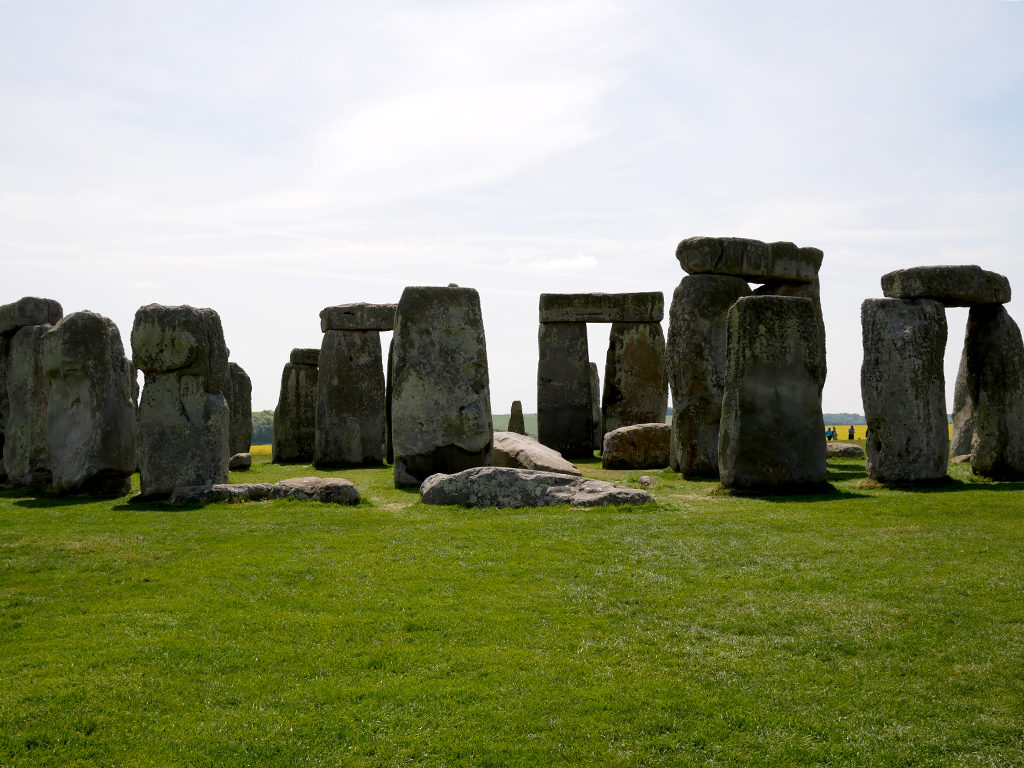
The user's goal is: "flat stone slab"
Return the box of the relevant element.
[0,297,63,337]
[881,265,1010,307]
[539,293,664,323]
[229,452,252,471]
[419,466,654,508]
[269,476,361,504]
[320,303,397,332]
[826,443,865,459]
[290,348,320,366]
[492,431,580,475]
[676,237,822,284]
[169,483,274,504]
[602,423,671,469]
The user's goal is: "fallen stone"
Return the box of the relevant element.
[3,324,53,486]
[508,400,526,435]
[602,423,671,469]
[273,359,318,463]
[881,265,1010,307]
[601,322,667,436]
[228,362,252,456]
[492,431,580,475]
[0,297,63,337]
[269,476,360,504]
[320,303,397,332]
[229,452,252,471]
[539,292,664,323]
[537,322,593,458]
[419,466,654,508]
[169,483,274,505]
[951,454,972,464]
[290,347,320,366]
[826,443,865,459]
[676,237,822,284]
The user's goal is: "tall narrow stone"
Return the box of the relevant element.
[964,305,1024,480]
[272,349,319,463]
[537,322,592,458]
[950,345,974,457]
[228,362,252,456]
[508,400,527,435]
[589,362,601,450]
[719,296,827,491]
[3,324,53,486]
[0,336,8,483]
[391,286,493,486]
[385,336,394,465]
[860,298,948,484]
[602,322,667,436]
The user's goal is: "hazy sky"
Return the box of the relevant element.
[2,0,1022,413]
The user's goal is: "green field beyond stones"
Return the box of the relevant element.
[2,454,1023,767]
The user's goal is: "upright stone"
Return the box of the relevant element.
[272,349,319,463]
[41,311,136,495]
[391,286,493,486]
[964,305,1024,480]
[667,274,751,477]
[950,345,975,458]
[602,322,667,436]
[589,363,601,450]
[860,298,948,484]
[719,296,827,491]
[131,304,230,499]
[3,325,53,486]
[537,322,593,458]
[508,400,526,435]
[228,362,252,456]
[0,336,8,483]
[385,336,394,464]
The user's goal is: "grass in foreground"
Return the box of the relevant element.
[1,455,1023,767]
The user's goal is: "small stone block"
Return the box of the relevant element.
[539,292,664,323]
[320,303,397,332]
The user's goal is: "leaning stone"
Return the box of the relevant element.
[228,452,252,471]
[40,311,136,495]
[273,360,318,463]
[881,265,1010,307]
[391,286,493,486]
[602,322,667,436]
[667,274,751,478]
[3,324,53,486]
[227,362,252,456]
[419,466,654,508]
[539,292,664,323]
[602,423,671,469]
[860,298,949,484]
[826,443,865,459]
[537,322,593,459]
[0,297,63,337]
[320,303,397,332]
[590,363,602,450]
[270,476,360,504]
[290,347,320,366]
[676,237,822,284]
[169,483,274,505]
[130,304,230,395]
[719,296,827,491]
[964,304,1024,480]
[492,431,580,475]
[508,400,526,435]
[950,345,975,457]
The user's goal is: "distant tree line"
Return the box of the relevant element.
[823,413,865,425]
[252,410,274,445]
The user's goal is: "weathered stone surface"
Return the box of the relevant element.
[602,423,671,469]
[0,297,63,337]
[320,303,397,332]
[719,296,827,491]
[539,292,664,323]
[228,362,252,455]
[508,400,526,435]
[169,483,274,505]
[602,322,667,437]
[676,237,822,284]
[589,363,601,450]
[419,466,654,508]
[3,325,52,486]
[229,452,252,471]
[881,265,1010,307]
[964,305,1024,480]
[315,330,386,467]
[860,298,949,484]
[667,274,752,478]
[951,454,972,464]
[638,475,656,488]
[130,304,230,394]
[754,277,825,347]
[391,286,493,486]
[40,311,135,495]
[272,361,318,463]
[950,345,975,457]
[385,337,394,464]
[269,476,360,504]
[492,431,580,475]
[537,322,593,459]
[826,443,865,459]
[0,337,9,482]
[290,347,320,366]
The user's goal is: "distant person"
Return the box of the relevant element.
[825,427,833,441]
[848,425,855,440]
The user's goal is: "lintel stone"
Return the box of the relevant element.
[290,348,320,366]
[676,237,822,284]
[0,297,63,337]
[538,292,664,323]
[881,265,1010,307]
[320,303,397,332]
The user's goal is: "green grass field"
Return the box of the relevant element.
[2,452,1023,767]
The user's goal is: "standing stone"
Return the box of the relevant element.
[131,305,230,499]
[272,349,319,463]
[3,324,53,486]
[508,400,527,435]
[602,322,667,436]
[950,345,975,458]
[228,362,252,456]
[0,336,8,483]
[391,286,493,486]
[537,322,593,458]
[667,274,752,477]
[719,296,827,491]
[589,363,601,450]
[860,298,949,484]
[315,329,386,467]
[41,311,136,495]
[964,305,1024,480]
[385,336,394,464]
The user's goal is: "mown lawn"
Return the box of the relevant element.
[1,453,1022,767]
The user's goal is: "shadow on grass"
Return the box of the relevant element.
[711,482,867,503]
[4,488,132,508]
[866,477,1024,494]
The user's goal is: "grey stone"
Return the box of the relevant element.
[539,292,664,323]
[385,336,394,464]
[951,454,972,464]
[391,286,493,486]
[964,304,1024,480]
[3,325,52,486]
[826,443,865,459]
[638,475,656,488]
[0,337,9,482]
[272,361,318,463]
[315,330,386,467]
[537,322,593,459]
[269,476,360,504]
[290,347,320,366]
[419,466,654,508]
[0,297,63,337]
[229,452,252,471]
[40,311,135,495]
[589,363,601,450]
[676,237,822,284]
[602,423,671,469]
[881,265,1010,307]
[492,431,580,475]
[169,483,274,505]
[950,345,975,457]
[228,362,252,456]
[754,277,825,348]
[130,304,230,394]
[860,298,949,484]
[719,296,827,491]
[320,303,397,332]
[667,274,752,478]
[508,400,526,435]
[602,322,667,436]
